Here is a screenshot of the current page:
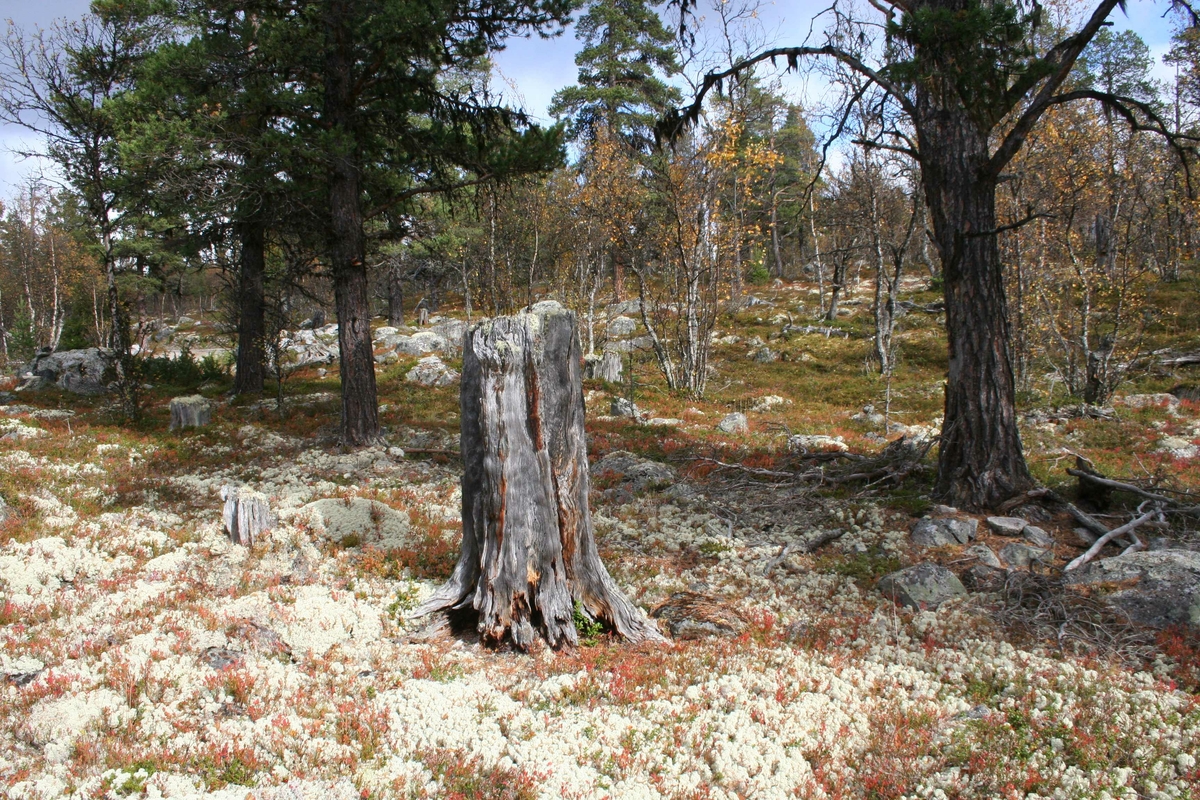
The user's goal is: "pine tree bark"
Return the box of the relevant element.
[917,96,1034,509]
[417,303,663,650]
[324,0,379,446]
[233,215,266,395]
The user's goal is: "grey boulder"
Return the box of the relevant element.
[404,355,459,387]
[986,516,1029,536]
[590,450,676,493]
[21,348,113,395]
[1065,550,1200,630]
[999,542,1053,569]
[718,412,749,434]
[393,331,449,356]
[877,563,967,610]
[1022,525,1056,548]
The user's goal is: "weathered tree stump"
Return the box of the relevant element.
[220,485,274,547]
[169,395,212,430]
[416,302,663,649]
[583,349,623,384]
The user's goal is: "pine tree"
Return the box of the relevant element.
[549,0,681,148]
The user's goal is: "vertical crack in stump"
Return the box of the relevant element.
[415,303,664,649]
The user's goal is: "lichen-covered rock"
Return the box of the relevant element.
[986,516,1028,536]
[1065,549,1200,629]
[787,434,848,453]
[1022,525,1055,548]
[877,562,966,609]
[299,497,411,548]
[169,395,212,430]
[394,331,449,356]
[610,397,641,418]
[999,542,1053,569]
[20,348,113,395]
[429,318,468,353]
[590,450,676,493]
[751,395,792,412]
[966,544,1003,569]
[404,355,459,387]
[718,412,749,433]
[911,517,977,548]
[650,592,746,639]
[607,316,638,337]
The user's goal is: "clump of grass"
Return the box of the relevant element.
[572,602,604,647]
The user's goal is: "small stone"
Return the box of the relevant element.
[986,516,1028,536]
[911,517,977,547]
[962,564,1005,591]
[718,412,749,433]
[201,647,242,670]
[999,542,1053,569]
[932,505,957,515]
[169,395,212,430]
[966,544,1003,569]
[650,592,746,639]
[751,395,791,413]
[1022,525,1055,548]
[877,563,967,610]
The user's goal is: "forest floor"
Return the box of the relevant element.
[1,277,1200,799]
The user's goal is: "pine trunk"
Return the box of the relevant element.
[917,96,1033,509]
[325,0,379,446]
[418,304,663,650]
[233,216,266,395]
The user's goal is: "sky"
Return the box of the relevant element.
[0,0,1188,197]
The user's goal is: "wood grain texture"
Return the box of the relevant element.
[417,303,664,649]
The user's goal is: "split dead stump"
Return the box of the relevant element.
[416,302,663,650]
[220,485,274,547]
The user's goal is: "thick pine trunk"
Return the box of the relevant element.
[233,216,266,395]
[418,303,663,650]
[325,0,379,446]
[918,98,1033,509]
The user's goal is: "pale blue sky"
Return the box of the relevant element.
[1,0,1186,196]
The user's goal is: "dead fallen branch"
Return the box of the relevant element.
[1067,468,1200,513]
[1064,509,1158,572]
[994,571,1156,665]
[998,487,1055,513]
